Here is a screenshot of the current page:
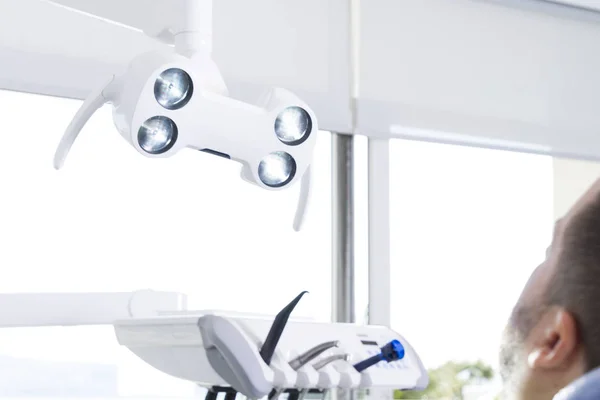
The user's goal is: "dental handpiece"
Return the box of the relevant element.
[313,353,350,370]
[353,339,405,372]
[289,341,340,370]
[269,341,340,400]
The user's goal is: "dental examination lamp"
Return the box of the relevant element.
[53,1,318,231]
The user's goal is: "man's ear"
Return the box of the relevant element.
[527,308,579,370]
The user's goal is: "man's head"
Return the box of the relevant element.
[500,177,600,399]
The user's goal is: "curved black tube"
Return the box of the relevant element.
[260,291,308,365]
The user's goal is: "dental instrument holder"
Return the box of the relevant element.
[294,354,350,400]
[198,315,272,398]
[353,340,405,372]
[290,342,337,389]
[114,307,429,397]
[199,291,308,398]
[269,341,340,400]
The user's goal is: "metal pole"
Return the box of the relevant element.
[332,133,355,324]
[331,132,355,400]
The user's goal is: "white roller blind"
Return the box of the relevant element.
[357,0,600,160]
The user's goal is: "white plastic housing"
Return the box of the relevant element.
[0,290,186,327]
[114,311,428,392]
[269,350,299,389]
[335,358,362,389]
[111,50,318,190]
[297,366,320,389]
[198,315,275,398]
[318,364,341,389]
[287,347,320,389]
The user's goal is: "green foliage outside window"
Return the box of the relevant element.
[394,360,495,400]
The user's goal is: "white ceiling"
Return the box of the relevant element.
[0,0,353,132]
[2,0,600,161]
[547,0,600,12]
[46,0,163,32]
[0,0,161,99]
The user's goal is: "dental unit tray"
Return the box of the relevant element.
[114,312,429,398]
[0,291,428,397]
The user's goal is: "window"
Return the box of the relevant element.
[389,139,554,397]
[0,90,332,397]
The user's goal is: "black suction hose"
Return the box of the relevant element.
[260,291,308,365]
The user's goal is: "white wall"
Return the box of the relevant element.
[553,158,600,219]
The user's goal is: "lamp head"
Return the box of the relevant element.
[109,51,317,191]
[54,49,318,230]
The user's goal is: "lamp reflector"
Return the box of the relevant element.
[274,107,312,145]
[258,152,297,187]
[138,116,178,154]
[154,68,194,110]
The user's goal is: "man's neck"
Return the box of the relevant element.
[520,369,586,400]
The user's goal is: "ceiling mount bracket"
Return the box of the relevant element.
[141,0,226,96]
[142,0,213,57]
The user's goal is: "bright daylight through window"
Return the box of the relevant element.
[389,139,554,399]
[0,90,332,397]
[0,93,555,399]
